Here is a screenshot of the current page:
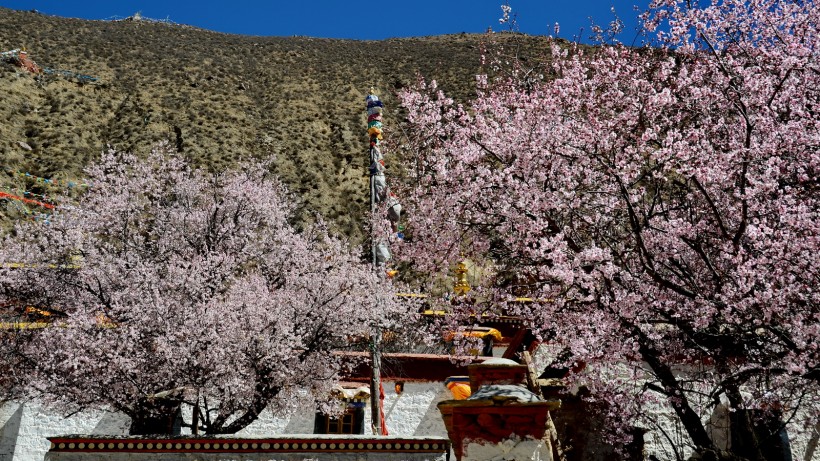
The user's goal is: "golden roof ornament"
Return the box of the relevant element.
[453,260,471,296]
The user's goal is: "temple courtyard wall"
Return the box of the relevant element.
[0,381,450,461]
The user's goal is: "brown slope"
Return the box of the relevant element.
[0,7,552,243]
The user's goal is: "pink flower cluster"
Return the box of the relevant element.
[0,143,407,434]
[397,0,818,455]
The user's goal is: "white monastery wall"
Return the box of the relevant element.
[2,370,816,461]
[0,382,450,461]
[464,437,552,461]
[1,401,129,461]
[384,382,449,437]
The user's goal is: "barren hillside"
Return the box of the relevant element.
[0,7,552,242]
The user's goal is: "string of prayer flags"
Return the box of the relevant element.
[1,187,52,202]
[9,170,91,189]
[0,191,56,210]
[366,93,404,273]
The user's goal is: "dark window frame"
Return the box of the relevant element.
[314,403,365,435]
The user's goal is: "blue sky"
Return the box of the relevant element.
[1,1,654,43]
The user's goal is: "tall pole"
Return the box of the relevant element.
[370,309,382,435]
[366,91,384,435]
[370,151,382,435]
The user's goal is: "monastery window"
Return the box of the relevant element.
[313,404,365,435]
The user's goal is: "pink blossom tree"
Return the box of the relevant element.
[397,0,818,458]
[0,143,405,434]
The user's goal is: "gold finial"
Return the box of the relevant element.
[453,260,471,296]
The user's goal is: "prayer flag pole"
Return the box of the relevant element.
[366,90,385,435]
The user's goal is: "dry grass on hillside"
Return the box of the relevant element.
[0,7,555,243]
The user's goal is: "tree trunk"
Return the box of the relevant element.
[205,384,281,434]
[128,396,183,435]
[637,336,716,452]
